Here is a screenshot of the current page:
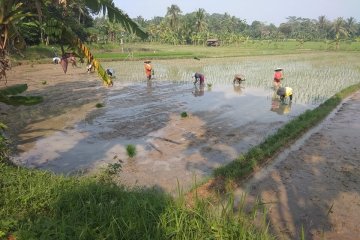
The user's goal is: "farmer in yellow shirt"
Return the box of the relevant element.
[276,86,293,102]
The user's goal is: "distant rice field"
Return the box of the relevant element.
[106,52,360,105]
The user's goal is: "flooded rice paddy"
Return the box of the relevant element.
[5,53,360,193]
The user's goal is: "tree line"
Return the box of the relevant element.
[135,5,359,46]
[80,4,360,47]
[1,1,360,54]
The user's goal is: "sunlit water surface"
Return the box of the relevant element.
[12,53,360,192]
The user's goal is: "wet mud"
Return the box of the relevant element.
[1,62,312,194]
[234,91,360,239]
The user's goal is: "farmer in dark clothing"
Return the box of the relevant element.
[192,72,205,85]
[233,74,246,84]
[106,68,115,77]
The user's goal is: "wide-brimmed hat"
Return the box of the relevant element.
[144,60,151,63]
[275,68,283,71]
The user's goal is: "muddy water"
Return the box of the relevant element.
[4,53,360,194]
[11,80,310,193]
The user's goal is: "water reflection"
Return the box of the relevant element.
[192,84,205,97]
[271,97,292,115]
[233,84,245,95]
[147,80,153,95]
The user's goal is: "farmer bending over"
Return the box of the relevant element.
[106,68,115,77]
[233,74,246,84]
[276,86,293,102]
[192,72,205,85]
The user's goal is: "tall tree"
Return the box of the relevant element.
[331,17,348,49]
[345,17,357,38]
[166,4,181,31]
[317,15,330,39]
[1,0,148,85]
[195,8,207,33]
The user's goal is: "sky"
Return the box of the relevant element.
[115,0,360,26]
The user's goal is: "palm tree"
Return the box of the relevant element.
[69,0,88,24]
[331,17,348,49]
[83,0,147,39]
[1,0,149,85]
[345,17,357,38]
[166,4,181,31]
[195,8,207,33]
[317,15,329,39]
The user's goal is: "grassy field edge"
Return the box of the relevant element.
[214,83,360,182]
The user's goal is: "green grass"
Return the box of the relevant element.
[12,40,360,64]
[126,144,137,158]
[0,156,273,239]
[180,111,188,118]
[95,102,104,108]
[214,83,360,180]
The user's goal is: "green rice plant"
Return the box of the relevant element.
[126,144,137,158]
[300,225,306,240]
[41,80,47,85]
[95,103,104,108]
[180,111,188,118]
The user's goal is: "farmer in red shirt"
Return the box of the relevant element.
[273,68,283,87]
[144,60,152,80]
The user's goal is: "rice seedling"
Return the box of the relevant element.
[112,52,360,106]
[180,111,188,118]
[41,80,47,85]
[126,144,137,158]
[95,103,104,108]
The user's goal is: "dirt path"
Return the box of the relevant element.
[234,90,360,240]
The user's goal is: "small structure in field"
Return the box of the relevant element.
[206,39,220,47]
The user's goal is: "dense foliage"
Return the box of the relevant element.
[2,1,359,53]
[95,5,360,46]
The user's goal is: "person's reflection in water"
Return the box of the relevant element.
[271,97,292,115]
[192,84,205,97]
[233,84,245,95]
[147,79,153,95]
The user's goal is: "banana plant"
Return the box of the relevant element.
[43,0,148,86]
[45,18,113,86]
[0,84,43,106]
[2,0,148,86]
[0,0,33,82]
